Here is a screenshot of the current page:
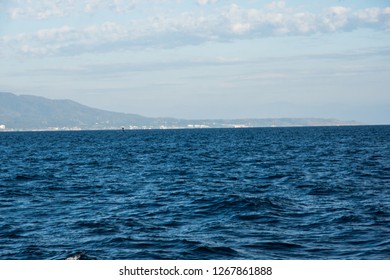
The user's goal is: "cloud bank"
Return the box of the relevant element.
[1,1,389,56]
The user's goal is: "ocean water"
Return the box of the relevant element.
[1,126,390,260]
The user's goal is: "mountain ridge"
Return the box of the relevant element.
[0,92,362,131]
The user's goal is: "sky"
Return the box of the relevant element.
[0,0,389,124]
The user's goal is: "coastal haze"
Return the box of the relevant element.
[0,1,389,124]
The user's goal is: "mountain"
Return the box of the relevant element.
[0,92,362,131]
[0,92,157,130]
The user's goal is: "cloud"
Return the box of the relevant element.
[196,0,218,6]
[5,0,158,19]
[19,45,51,56]
[6,0,75,20]
[2,2,390,56]
[322,6,350,31]
[83,0,142,14]
[266,1,286,10]
[1,21,132,56]
[354,7,390,30]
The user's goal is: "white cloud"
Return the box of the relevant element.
[8,8,22,19]
[6,0,75,20]
[2,2,390,56]
[84,0,100,13]
[35,26,73,41]
[197,0,218,6]
[5,0,156,19]
[266,1,286,10]
[221,3,318,36]
[322,6,350,31]
[20,45,52,56]
[231,22,251,34]
[1,21,132,56]
[354,7,390,30]
[83,0,140,14]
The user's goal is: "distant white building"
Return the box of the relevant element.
[0,124,5,130]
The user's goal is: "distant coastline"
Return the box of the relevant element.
[0,121,370,133]
[0,92,363,131]
[0,124,372,133]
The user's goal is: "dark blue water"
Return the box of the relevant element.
[1,126,390,260]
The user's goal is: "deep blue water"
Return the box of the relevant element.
[1,126,390,260]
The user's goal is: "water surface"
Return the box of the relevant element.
[1,126,389,259]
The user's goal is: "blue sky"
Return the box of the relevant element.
[0,0,389,123]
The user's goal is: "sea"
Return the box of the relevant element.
[1,125,389,260]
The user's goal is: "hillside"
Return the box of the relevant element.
[0,92,155,130]
[0,92,362,131]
